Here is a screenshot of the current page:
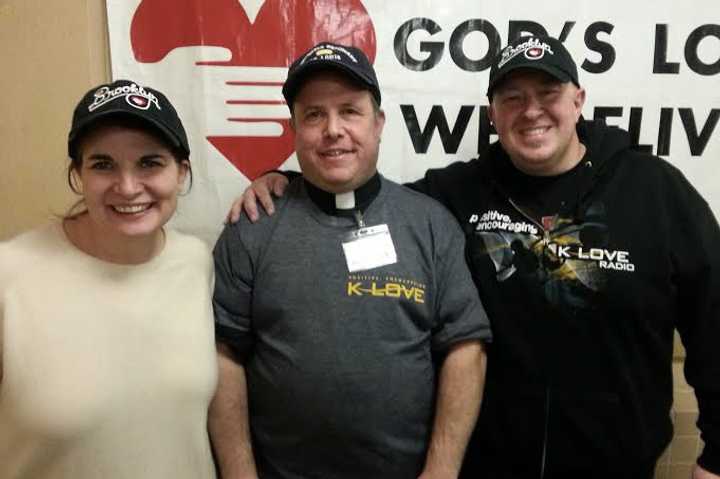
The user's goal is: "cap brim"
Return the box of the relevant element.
[487,64,575,97]
[68,108,187,157]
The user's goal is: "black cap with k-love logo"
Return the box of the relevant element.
[282,42,381,109]
[68,79,190,159]
[487,35,580,98]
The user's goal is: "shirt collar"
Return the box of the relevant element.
[304,173,381,217]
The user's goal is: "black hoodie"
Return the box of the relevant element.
[410,119,720,478]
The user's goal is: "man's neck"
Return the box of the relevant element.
[304,173,381,216]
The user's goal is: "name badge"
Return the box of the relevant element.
[342,224,397,272]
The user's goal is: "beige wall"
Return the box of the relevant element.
[0,0,110,240]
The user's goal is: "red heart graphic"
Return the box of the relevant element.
[130,0,376,179]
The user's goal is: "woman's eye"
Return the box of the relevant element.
[140,158,163,169]
[89,160,113,170]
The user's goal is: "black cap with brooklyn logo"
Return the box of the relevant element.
[282,42,381,109]
[68,79,190,159]
[487,35,580,98]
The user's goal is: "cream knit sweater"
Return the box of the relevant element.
[0,223,217,479]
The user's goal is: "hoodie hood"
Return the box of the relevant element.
[480,119,634,221]
[577,118,632,173]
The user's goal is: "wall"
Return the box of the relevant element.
[0,0,109,240]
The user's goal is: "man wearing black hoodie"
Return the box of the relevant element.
[233,35,720,479]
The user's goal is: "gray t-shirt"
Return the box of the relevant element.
[214,176,491,479]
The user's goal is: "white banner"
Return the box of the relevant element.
[107,0,720,244]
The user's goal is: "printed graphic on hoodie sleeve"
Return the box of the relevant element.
[470,201,635,309]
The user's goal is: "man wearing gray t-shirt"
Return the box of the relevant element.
[209,42,491,479]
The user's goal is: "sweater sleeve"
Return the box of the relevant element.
[672,186,720,473]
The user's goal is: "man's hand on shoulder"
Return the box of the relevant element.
[227,172,289,224]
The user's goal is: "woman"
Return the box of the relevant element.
[0,80,217,478]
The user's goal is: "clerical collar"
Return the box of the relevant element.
[304,173,381,217]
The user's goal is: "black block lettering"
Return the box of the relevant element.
[394,18,444,71]
[653,24,680,74]
[628,107,654,153]
[593,106,623,124]
[477,105,495,154]
[685,24,720,75]
[679,108,720,156]
[449,19,501,72]
[557,21,577,42]
[657,108,673,156]
[583,22,616,74]
[400,104,475,154]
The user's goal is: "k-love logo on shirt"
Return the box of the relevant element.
[346,274,426,304]
[129,0,377,179]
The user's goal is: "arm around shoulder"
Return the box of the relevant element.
[228,171,296,224]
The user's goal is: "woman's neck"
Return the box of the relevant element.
[62,214,165,265]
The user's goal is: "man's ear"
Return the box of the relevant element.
[374,109,386,137]
[573,87,586,119]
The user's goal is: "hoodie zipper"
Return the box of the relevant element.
[540,387,550,479]
[508,197,551,479]
[508,198,547,246]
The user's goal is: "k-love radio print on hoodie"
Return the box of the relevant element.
[470,200,635,310]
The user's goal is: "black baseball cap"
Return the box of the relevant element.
[487,35,580,97]
[68,79,190,159]
[282,42,381,109]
